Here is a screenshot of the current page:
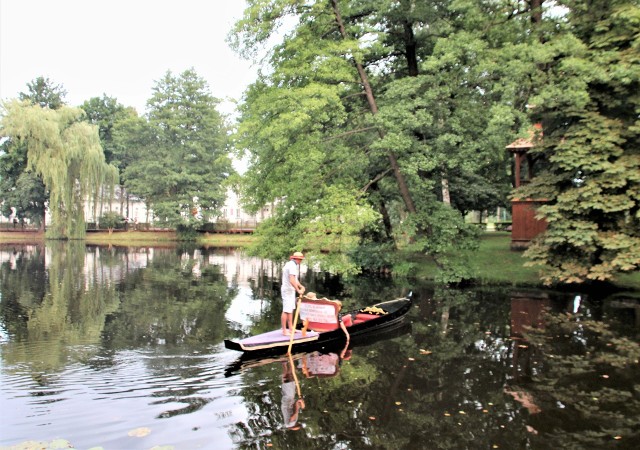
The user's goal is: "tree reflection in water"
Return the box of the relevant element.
[0,243,638,449]
[228,286,639,449]
[523,299,640,448]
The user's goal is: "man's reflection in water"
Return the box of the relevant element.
[281,358,305,430]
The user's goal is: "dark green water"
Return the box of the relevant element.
[0,242,638,449]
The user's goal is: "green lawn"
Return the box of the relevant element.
[0,230,254,248]
[469,232,543,285]
[412,232,640,290]
[85,230,254,247]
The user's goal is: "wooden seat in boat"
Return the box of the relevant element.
[299,294,343,333]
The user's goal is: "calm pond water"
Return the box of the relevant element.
[0,242,639,450]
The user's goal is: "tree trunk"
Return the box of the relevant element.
[331,0,417,214]
[529,0,543,25]
[441,172,451,205]
[403,20,419,76]
[370,182,394,240]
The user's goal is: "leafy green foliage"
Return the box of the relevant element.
[0,77,67,228]
[18,76,67,110]
[232,0,529,280]
[80,95,130,165]
[122,69,232,230]
[517,0,640,284]
[232,0,639,286]
[1,102,118,239]
[98,211,124,232]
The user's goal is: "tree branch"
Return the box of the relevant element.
[361,169,392,194]
[324,126,378,142]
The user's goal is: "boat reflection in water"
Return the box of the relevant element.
[226,318,410,432]
[281,349,350,431]
[225,319,411,377]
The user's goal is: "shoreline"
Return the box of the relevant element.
[0,230,253,247]
[2,230,638,290]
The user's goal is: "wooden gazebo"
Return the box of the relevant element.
[507,124,547,250]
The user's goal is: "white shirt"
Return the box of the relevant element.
[282,259,299,295]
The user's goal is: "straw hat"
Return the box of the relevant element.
[291,251,304,260]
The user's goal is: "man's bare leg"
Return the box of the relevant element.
[287,311,294,335]
[282,312,290,335]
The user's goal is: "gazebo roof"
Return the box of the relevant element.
[506,123,543,152]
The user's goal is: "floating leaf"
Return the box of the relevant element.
[408,357,415,361]
[419,349,432,355]
[13,441,72,450]
[395,402,402,406]
[369,416,376,420]
[128,427,151,437]
[49,439,75,449]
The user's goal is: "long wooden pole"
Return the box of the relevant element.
[287,353,302,398]
[287,296,302,355]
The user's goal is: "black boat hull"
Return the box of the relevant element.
[224,296,412,357]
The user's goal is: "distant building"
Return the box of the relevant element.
[1,187,272,231]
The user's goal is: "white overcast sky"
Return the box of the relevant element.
[0,0,257,116]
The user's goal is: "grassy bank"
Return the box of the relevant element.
[410,232,542,286]
[0,230,254,248]
[86,230,254,247]
[412,232,640,290]
[2,230,638,290]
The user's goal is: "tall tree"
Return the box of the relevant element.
[111,108,155,221]
[18,76,67,109]
[230,0,541,279]
[0,102,118,239]
[81,95,133,220]
[517,0,640,284]
[81,95,128,164]
[123,69,232,232]
[0,77,66,228]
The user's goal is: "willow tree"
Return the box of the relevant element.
[0,101,118,239]
[0,76,66,229]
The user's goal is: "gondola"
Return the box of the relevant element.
[224,319,412,376]
[223,293,412,358]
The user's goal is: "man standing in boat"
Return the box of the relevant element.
[281,251,306,335]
